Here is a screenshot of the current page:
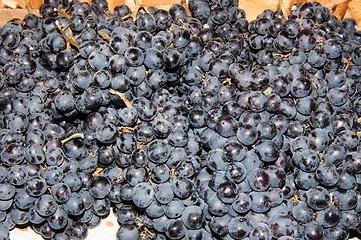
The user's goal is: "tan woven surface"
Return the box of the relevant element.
[0,0,360,27]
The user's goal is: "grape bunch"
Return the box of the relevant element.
[0,0,361,239]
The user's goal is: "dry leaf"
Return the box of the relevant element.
[2,0,18,8]
[314,0,345,9]
[332,0,351,19]
[348,0,361,28]
[14,0,27,9]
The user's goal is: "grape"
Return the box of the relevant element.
[172,177,193,199]
[88,176,111,199]
[154,183,174,204]
[332,190,358,211]
[51,183,71,203]
[217,180,239,203]
[47,206,68,230]
[1,143,25,167]
[14,189,36,210]
[249,222,272,240]
[92,198,111,217]
[132,182,154,208]
[28,205,46,225]
[25,176,47,197]
[165,219,186,239]
[295,170,318,190]
[296,29,317,52]
[282,20,301,38]
[10,207,29,225]
[306,186,331,210]
[150,164,169,183]
[2,1,361,239]
[324,225,349,240]
[164,199,184,219]
[228,217,250,239]
[62,172,83,192]
[163,48,180,69]
[97,146,115,166]
[308,47,327,67]
[68,222,88,240]
[315,162,339,186]
[209,214,231,237]
[147,140,171,164]
[247,168,271,191]
[307,128,330,152]
[116,223,140,240]
[340,210,359,229]
[254,140,279,163]
[249,191,271,213]
[336,169,356,189]
[95,123,118,144]
[145,200,164,218]
[35,194,57,217]
[3,62,24,85]
[269,216,294,238]
[237,124,259,146]
[124,166,149,186]
[208,193,228,216]
[62,193,85,216]
[304,221,325,239]
[6,165,28,186]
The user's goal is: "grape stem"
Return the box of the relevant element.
[299,16,304,30]
[118,126,135,132]
[279,0,288,20]
[25,0,33,14]
[89,151,96,157]
[109,89,134,108]
[115,168,123,182]
[291,194,300,202]
[136,216,155,238]
[170,168,177,178]
[146,167,154,185]
[92,167,105,176]
[181,0,192,17]
[55,21,79,50]
[122,0,150,21]
[97,30,112,41]
[56,8,71,19]
[61,133,85,144]
[222,79,232,85]
[12,19,25,26]
[343,57,353,71]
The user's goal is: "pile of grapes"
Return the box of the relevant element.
[1,0,361,238]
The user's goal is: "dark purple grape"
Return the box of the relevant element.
[306,186,331,211]
[89,176,111,199]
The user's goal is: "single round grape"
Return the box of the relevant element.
[89,176,112,199]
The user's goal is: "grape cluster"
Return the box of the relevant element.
[0,0,361,239]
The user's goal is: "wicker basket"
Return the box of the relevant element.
[0,0,360,27]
